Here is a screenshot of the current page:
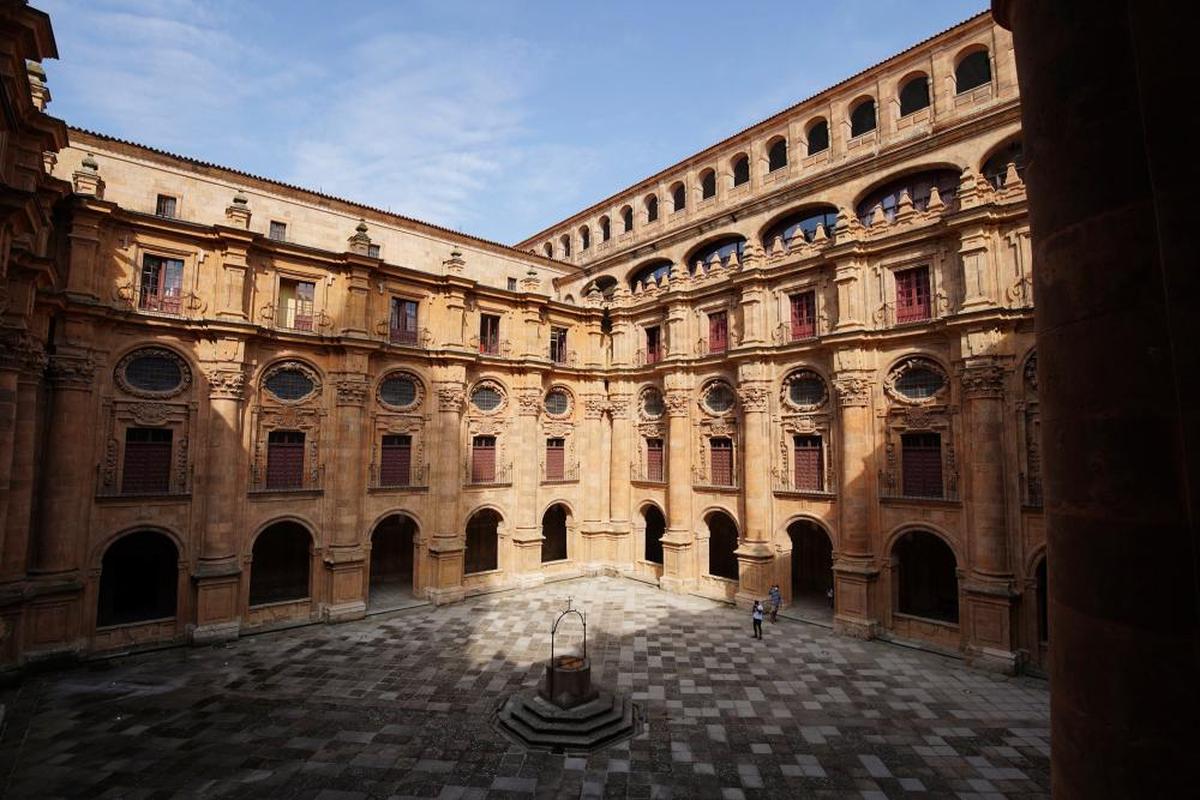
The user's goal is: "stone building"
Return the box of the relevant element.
[0,5,1043,673]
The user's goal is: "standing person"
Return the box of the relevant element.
[768,584,782,623]
[752,600,765,639]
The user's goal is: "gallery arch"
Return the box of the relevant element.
[249,522,312,606]
[369,513,417,608]
[541,504,569,563]
[787,520,833,610]
[96,530,179,627]
[706,510,739,581]
[893,530,959,624]
[465,509,501,574]
[643,504,666,565]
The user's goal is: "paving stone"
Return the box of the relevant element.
[0,578,1050,798]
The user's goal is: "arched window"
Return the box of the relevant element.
[628,259,673,291]
[584,274,618,300]
[621,205,633,232]
[560,233,571,258]
[599,215,611,241]
[687,235,746,273]
[982,139,1025,188]
[955,49,991,93]
[700,169,716,199]
[706,511,739,580]
[97,530,178,627]
[249,522,311,605]
[579,226,590,250]
[543,242,552,258]
[806,119,829,155]
[541,504,569,563]
[762,205,839,248]
[850,98,877,137]
[894,530,958,623]
[899,75,930,116]
[671,182,686,212]
[768,138,788,172]
[732,155,750,187]
[788,521,833,606]
[645,194,659,223]
[369,514,416,608]
[643,505,665,564]
[856,168,960,225]
[465,509,501,574]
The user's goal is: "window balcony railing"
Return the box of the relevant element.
[114,285,204,319]
[469,336,513,358]
[693,467,738,491]
[541,462,579,484]
[369,463,430,490]
[96,465,191,499]
[771,468,834,498]
[249,464,324,494]
[630,463,666,484]
[871,298,945,329]
[464,462,512,487]
[772,322,820,345]
[878,485,959,503]
[634,345,668,367]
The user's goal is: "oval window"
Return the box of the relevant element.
[545,389,570,416]
[705,383,735,413]
[895,367,945,400]
[787,372,826,407]
[379,374,418,408]
[264,368,316,401]
[471,385,503,412]
[642,388,665,418]
[124,351,184,393]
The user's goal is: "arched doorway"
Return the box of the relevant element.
[893,530,959,623]
[370,514,417,610]
[643,504,666,564]
[249,521,312,606]
[706,511,739,580]
[787,520,833,618]
[97,530,178,627]
[465,509,501,574]
[541,504,569,563]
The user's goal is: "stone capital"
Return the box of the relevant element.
[0,329,46,375]
[333,374,370,405]
[961,364,1007,399]
[608,393,632,419]
[434,383,466,413]
[664,389,691,417]
[46,352,97,389]
[515,388,542,416]
[204,367,246,401]
[583,393,609,420]
[832,374,872,407]
[737,383,770,413]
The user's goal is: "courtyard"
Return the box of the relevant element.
[0,578,1049,799]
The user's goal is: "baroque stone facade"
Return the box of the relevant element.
[0,6,1045,673]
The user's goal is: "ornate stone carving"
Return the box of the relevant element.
[114,347,193,399]
[47,353,97,389]
[833,375,871,407]
[467,378,508,415]
[961,364,1006,398]
[435,384,466,413]
[698,379,737,417]
[903,407,933,429]
[0,329,46,374]
[1023,351,1038,394]
[737,384,769,413]
[638,386,666,421]
[607,393,631,419]
[205,367,246,400]
[882,357,949,406]
[377,370,425,411]
[261,360,322,404]
[335,376,370,405]
[515,388,542,416]
[131,402,171,425]
[664,389,691,417]
[583,394,609,420]
[780,368,829,411]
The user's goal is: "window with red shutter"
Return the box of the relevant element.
[895,266,931,323]
[710,437,733,486]
[790,291,816,340]
[545,438,565,480]
[266,430,305,489]
[645,326,662,364]
[549,327,567,363]
[646,438,664,481]
[479,314,500,354]
[389,298,418,345]
[793,435,823,491]
[709,311,728,353]
[121,428,173,494]
[380,434,412,487]
[472,435,496,482]
[902,432,943,497]
[138,255,183,314]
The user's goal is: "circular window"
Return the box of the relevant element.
[471,384,503,412]
[895,366,945,400]
[545,388,571,416]
[379,373,420,409]
[704,382,735,414]
[785,371,826,408]
[123,351,184,394]
[641,387,665,419]
[264,367,316,402]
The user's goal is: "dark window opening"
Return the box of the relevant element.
[857,169,960,225]
[479,313,500,354]
[97,531,178,627]
[982,140,1025,189]
[645,195,659,223]
[390,297,419,345]
[895,530,959,623]
[264,368,314,401]
[560,234,571,257]
[370,514,415,601]
[732,156,750,186]
[249,522,311,605]
[672,184,686,212]
[465,509,501,573]
[580,227,590,250]
[806,120,829,155]
[266,430,305,490]
[764,206,839,249]
[368,243,381,259]
[380,434,412,487]
[621,206,633,232]
[850,99,877,137]
[549,326,568,364]
[955,50,991,93]
[269,220,287,241]
[155,194,177,218]
[600,217,611,241]
[768,138,788,171]
[124,352,184,393]
[645,326,662,364]
[901,432,943,498]
[628,259,673,291]
[541,504,568,562]
[700,170,716,199]
[139,254,184,314]
[643,505,666,564]
[707,512,739,580]
[899,75,930,115]
[121,427,173,495]
[688,236,745,273]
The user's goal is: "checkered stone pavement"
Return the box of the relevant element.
[0,577,1050,798]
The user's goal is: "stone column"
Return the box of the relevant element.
[830,372,879,637]
[959,359,1018,671]
[427,372,467,603]
[0,357,19,563]
[578,389,608,571]
[608,389,633,569]
[734,378,773,606]
[2,360,43,581]
[511,385,545,586]
[324,369,370,622]
[192,364,248,643]
[660,384,694,592]
[995,2,1199,794]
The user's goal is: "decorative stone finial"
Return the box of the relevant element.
[72,153,104,197]
[926,185,945,212]
[225,189,251,228]
[26,61,49,111]
[347,218,372,255]
[521,267,541,292]
[443,247,466,274]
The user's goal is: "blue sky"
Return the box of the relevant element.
[39,0,988,245]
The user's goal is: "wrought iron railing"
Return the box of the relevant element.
[369,463,430,490]
[249,464,324,494]
[464,462,512,486]
[630,463,666,484]
[541,462,580,484]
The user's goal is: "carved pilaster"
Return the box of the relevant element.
[833,375,871,407]
[608,393,632,419]
[515,388,542,416]
[737,384,769,413]
[961,364,1007,398]
[435,384,466,413]
[664,389,690,417]
[583,393,609,420]
[334,375,370,405]
[205,368,246,401]
[46,353,97,388]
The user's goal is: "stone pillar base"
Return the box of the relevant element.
[190,619,241,645]
[323,600,367,623]
[427,585,466,605]
[833,614,879,639]
[515,571,547,589]
[832,559,880,639]
[966,645,1023,675]
[962,578,1018,674]
[734,542,775,608]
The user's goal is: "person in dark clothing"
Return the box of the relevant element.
[752,600,764,639]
